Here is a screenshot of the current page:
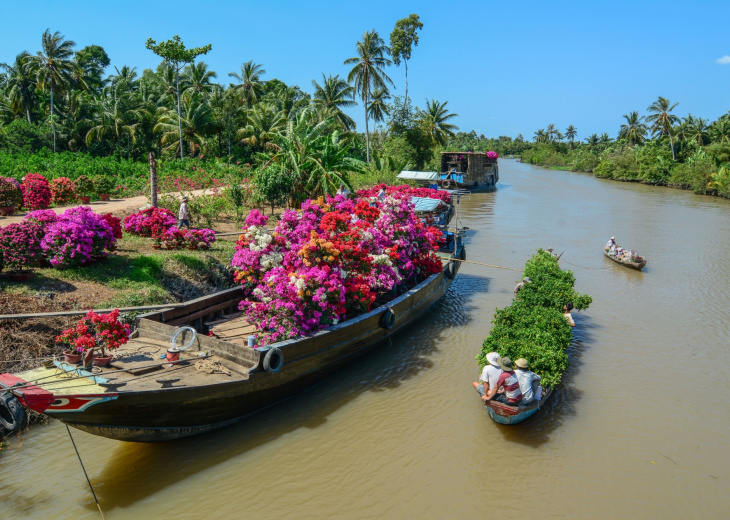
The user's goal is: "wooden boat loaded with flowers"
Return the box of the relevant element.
[603,247,646,270]
[0,194,465,442]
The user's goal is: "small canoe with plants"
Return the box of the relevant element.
[475,249,592,425]
[603,248,647,270]
[1,193,465,442]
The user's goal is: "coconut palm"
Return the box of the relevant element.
[33,29,78,152]
[110,65,139,92]
[344,30,393,162]
[418,99,458,149]
[534,129,546,143]
[228,61,266,109]
[618,111,648,146]
[184,61,217,94]
[646,96,680,160]
[367,88,391,127]
[585,133,599,147]
[545,123,558,142]
[86,85,137,157]
[154,90,213,158]
[236,102,286,150]
[565,125,577,149]
[311,73,356,131]
[599,132,611,144]
[710,118,730,143]
[687,116,710,146]
[0,52,37,123]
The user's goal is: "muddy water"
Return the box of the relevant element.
[3,160,729,519]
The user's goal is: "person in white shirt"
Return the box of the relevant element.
[178,197,190,228]
[336,184,350,198]
[472,351,503,400]
[564,302,575,327]
[377,186,386,201]
[605,236,616,250]
[514,358,542,405]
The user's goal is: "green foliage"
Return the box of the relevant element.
[0,120,52,153]
[145,35,212,67]
[92,174,114,195]
[73,174,94,196]
[477,250,592,388]
[254,165,293,214]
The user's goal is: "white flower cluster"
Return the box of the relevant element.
[260,252,283,270]
[289,274,307,292]
[371,254,393,266]
[249,232,273,252]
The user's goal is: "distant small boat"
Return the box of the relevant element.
[480,387,553,425]
[604,248,647,270]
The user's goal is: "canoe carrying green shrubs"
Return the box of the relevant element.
[476,249,592,388]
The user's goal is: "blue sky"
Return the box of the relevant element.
[2,0,729,141]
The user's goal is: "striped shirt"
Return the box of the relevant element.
[497,370,523,404]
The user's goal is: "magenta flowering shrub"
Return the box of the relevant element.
[486,151,499,161]
[186,228,216,249]
[232,196,443,345]
[123,207,177,236]
[24,209,59,226]
[20,173,52,210]
[0,221,44,270]
[63,206,115,257]
[51,177,77,205]
[357,184,452,204]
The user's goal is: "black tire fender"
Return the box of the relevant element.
[263,347,284,373]
[441,179,455,189]
[381,307,396,329]
[0,392,27,434]
[446,260,457,279]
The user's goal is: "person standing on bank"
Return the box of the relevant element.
[178,196,190,228]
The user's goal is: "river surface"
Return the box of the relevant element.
[3,160,729,519]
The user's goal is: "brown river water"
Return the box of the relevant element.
[2,159,729,519]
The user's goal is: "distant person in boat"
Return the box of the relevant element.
[178,197,190,229]
[485,356,523,405]
[605,236,616,250]
[563,303,575,327]
[513,277,531,297]
[473,352,502,400]
[514,358,542,405]
[336,184,350,198]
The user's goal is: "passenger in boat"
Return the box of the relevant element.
[485,356,523,405]
[336,184,350,198]
[513,277,531,297]
[473,352,502,400]
[563,303,575,327]
[606,236,616,250]
[514,358,542,405]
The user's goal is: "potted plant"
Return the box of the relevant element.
[152,232,163,249]
[0,177,22,215]
[92,175,115,201]
[73,175,95,203]
[0,221,43,281]
[55,309,130,367]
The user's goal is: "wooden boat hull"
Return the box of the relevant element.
[603,250,646,270]
[481,387,553,425]
[6,246,464,442]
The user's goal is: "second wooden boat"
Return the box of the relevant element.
[604,249,647,270]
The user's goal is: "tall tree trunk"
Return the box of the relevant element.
[176,68,184,160]
[25,102,31,124]
[149,152,158,208]
[404,59,409,104]
[50,86,56,153]
[669,133,676,161]
[364,90,370,163]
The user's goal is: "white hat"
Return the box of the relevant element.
[486,352,500,367]
[611,236,615,240]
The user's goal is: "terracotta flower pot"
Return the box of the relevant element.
[79,196,92,204]
[93,355,113,367]
[8,270,33,282]
[63,351,82,364]
[188,246,198,250]
[99,194,111,201]
[0,206,16,216]
[152,244,161,249]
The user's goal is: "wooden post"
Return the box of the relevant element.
[148,152,158,208]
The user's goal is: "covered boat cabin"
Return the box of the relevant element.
[439,152,499,191]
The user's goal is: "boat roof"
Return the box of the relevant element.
[397,170,439,181]
[411,196,448,212]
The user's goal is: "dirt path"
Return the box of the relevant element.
[0,187,218,225]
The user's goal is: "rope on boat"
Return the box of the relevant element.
[561,259,612,270]
[65,424,106,519]
[448,258,522,272]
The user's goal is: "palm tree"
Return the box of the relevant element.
[533,129,546,143]
[311,73,356,131]
[687,116,709,146]
[184,61,217,94]
[86,85,137,157]
[545,123,558,142]
[33,29,78,152]
[367,88,391,128]
[618,111,648,146]
[344,30,393,162]
[236,102,286,150]
[0,52,37,123]
[418,99,459,148]
[110,65,139,92]
[228,61,266,109]
[154,90,213,158]
[585,133,599,147]
[565,125,577,149]
[599,132,611,144]
[710,118,730,143]
[646,96,680,160]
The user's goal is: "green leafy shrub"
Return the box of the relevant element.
[0,177,23,207]
[477,250,592,388]
[253,165,293,214]
[73,175,94,196]
[92,175,115,195]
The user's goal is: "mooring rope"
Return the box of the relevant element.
[66,424,106,519]
[561,259,613,270]
[448,258,522,272]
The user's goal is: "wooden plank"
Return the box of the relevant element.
[0,304,182,321]
[204,312,244,328]
[165,300,244,327]
[161,287,244,321]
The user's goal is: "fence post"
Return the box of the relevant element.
[148,152,158,208]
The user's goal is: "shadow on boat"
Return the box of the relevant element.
[494,313,599,447]
[88,272,488,512]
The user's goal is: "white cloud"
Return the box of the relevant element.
[716,55,730,64]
